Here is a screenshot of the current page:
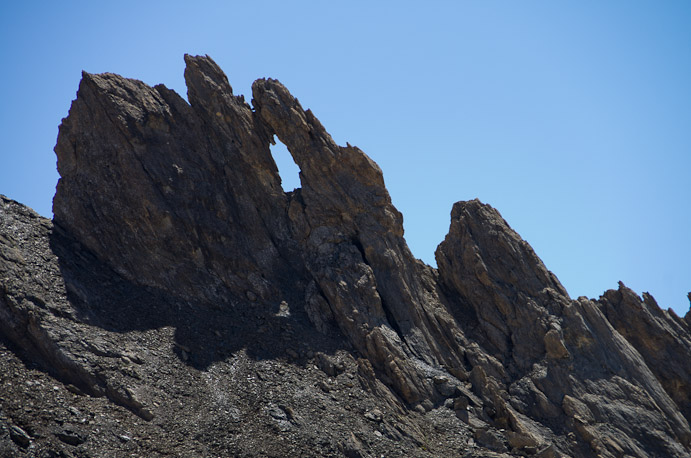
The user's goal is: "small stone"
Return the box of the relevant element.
[276,300,291,317]
[280,404,295,420]
[267,406,287,420]
[420,399,434,412]
[364,408,383,422]
[474,429,506,453]
[535,444,560,458]
[453,396,469,411]
[122,351,144,364]
[9,425,31,448]
[544,329,570,359]
[506,430,539,449]
[66,384,84,395]
[55,428,86,446]
[432,375,448,385]
[437,381,457,398]
[138,408,155,421]
[341,432,367,458]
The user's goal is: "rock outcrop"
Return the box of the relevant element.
[1,55,690,457]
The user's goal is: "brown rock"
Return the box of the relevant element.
[599,282,691,424]
[1,55,690,458]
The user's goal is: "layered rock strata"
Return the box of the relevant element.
[1,55,689,457]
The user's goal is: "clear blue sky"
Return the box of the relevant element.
[1,1,689,315]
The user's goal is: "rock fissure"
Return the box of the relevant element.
[0,55,690,457]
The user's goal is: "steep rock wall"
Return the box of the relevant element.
[0,55,689,457]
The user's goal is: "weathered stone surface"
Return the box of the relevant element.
[252,77,471,405]
[435,199,569,371]
[599,282,691,422]
[1,54,690,457]
[53,56,297,303]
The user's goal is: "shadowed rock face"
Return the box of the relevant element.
[1,55,690,457]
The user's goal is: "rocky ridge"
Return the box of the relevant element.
[1,54,690,457]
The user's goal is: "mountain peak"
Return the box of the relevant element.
[1,55,690,457]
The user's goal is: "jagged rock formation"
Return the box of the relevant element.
[1,55,690,457]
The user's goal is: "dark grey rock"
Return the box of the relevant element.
[9,424,31,448]
[0,54,690,458]
[55,428,85,446]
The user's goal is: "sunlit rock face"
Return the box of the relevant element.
[0,55,689,457]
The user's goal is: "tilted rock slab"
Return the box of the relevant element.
[1,54,689,457]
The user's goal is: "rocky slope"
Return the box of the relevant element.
[1,54,690,457]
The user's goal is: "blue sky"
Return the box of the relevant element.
[1,1,689,315]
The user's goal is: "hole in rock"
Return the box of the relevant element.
[270,137,301,193]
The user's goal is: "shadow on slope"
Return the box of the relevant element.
[48,224,347,371]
